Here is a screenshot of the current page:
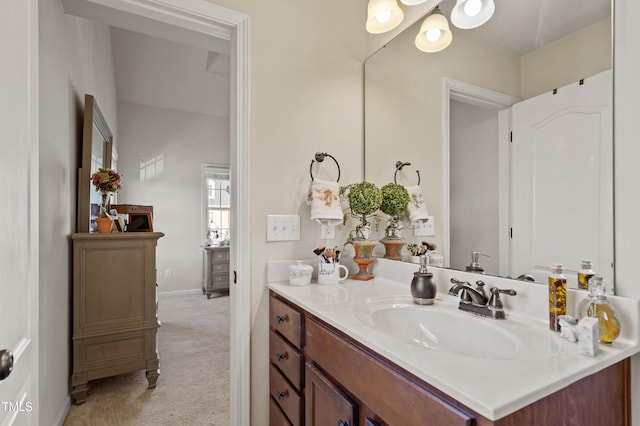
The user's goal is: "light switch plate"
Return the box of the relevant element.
[414,216,435,237]
[266,215,301,241]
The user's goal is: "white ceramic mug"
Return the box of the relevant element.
[317,262,349,285]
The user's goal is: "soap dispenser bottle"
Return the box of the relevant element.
[577,260,595,290]
[411,255,436,305]
[578,275,620,344]
[548,263,567,332]
[465,251,488,273]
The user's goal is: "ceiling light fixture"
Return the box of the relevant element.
[450,0,495,29]
[366,0,405,34]
[399,0,428,5]
[414,6,452,53]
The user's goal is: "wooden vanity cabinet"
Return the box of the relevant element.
[71,232,164,404]
[305,317,474,426]
[269,291,631,426]
[269,293,305,425]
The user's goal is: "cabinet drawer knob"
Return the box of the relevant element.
[276,390,287,400]
[275,352,287,362]
[275,314,287,324]
[338,421,350,426]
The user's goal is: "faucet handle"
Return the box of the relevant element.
[488,287,517,310]
[450,278,469,286]
[448,277,470,296]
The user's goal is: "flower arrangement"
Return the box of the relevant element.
[341,181,382,241]
[379,183,410,239]
[91,168,122,217]
[91,168,122,193]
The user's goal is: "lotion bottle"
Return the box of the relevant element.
[548,264,567,332]
[578,275,620,344]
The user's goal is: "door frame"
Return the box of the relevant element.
[60,0,251,423]
[442,78,519,275]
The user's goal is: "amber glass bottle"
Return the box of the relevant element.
[577,260,594,290]
[548,264,567,332]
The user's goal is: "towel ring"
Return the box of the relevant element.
[310,152,341,182]
[394,161,421,186]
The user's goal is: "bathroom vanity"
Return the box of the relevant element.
[268,259,639,425]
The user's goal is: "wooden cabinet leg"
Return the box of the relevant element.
[146,358,160,389]
[71,383,89,405]
[71,372,89,404]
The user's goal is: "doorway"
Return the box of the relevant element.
[443,78,518,276]
[60,1,251,423]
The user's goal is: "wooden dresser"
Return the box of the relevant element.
[202,246,230,298]
[71,232,164,404]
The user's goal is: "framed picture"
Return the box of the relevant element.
[127,212,153,232]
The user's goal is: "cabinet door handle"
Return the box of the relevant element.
[275,352,287,362]
[275,315,287,324]
[276,390,287,400]
[337,421,350,426]
[365,418,381,426]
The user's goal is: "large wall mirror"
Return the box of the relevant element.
[364,0,613,291]
[77,94,113,232]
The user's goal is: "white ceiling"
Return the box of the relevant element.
[110,27,230,117]
[438,0,611,55]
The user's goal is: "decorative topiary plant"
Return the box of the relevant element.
[341,181,382,241]
[380,183,409,239]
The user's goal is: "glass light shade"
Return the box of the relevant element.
[450,0,495,29]
[366,0,404,34]
[400,0,428,5]
[415,9,452,53]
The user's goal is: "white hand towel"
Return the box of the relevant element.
[405,185,430,223]
[307,179,343,226]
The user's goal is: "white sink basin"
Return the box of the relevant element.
[354,296,559,360]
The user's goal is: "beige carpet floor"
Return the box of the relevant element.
[64,292,230,426]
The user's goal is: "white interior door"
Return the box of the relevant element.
[0,0,39,424]
[511,70,613,287]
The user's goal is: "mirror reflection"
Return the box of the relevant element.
[77,94,113,232]
[364,0,613,291]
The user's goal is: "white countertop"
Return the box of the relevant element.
[268,258,640,420]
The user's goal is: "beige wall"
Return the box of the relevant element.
[614,1,640,423]
[38,0,118,422]
[364,17,520,252]
[206,0,367,422]
[116,101,230,294]
[521,17,612,99]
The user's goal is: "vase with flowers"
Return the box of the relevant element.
[90,167,122,233]
[341,181,382,280]
[379,183,410,260]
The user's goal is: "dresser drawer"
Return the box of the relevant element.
[270,364,303,426]
[270,295,303,349]
[270,397,293,426]
[211,249,229,262]
[270,330,303,390]
[211,262,229,274]
[211,274,229,285]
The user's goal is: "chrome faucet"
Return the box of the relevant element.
[449,278,516,320]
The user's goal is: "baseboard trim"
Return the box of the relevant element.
[158,289,203,297]
[53,398,71,426]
